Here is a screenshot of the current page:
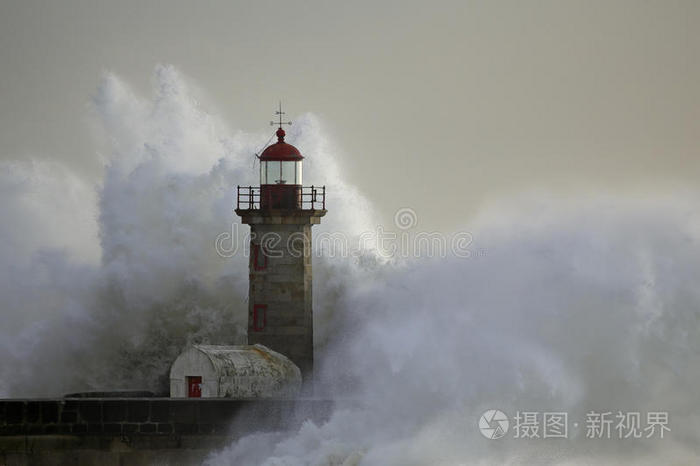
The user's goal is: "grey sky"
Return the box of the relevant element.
[1,0,699,231]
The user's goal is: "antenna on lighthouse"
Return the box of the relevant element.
[252,102,291,168]
[270,101,292,128]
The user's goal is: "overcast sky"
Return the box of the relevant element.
[1,0,699,231]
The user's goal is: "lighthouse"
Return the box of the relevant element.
[235,107,326,386]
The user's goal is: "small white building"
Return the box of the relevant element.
[169,344,301,399]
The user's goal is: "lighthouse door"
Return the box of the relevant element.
[187,376,202,398]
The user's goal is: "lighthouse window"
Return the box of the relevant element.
[252,243,267,270]
[252,304,267,331]
[279,161,297,184]
[295,161,302,184]
[260,161,302,184]
[261,161,274,184]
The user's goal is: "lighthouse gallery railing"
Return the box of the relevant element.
[236,185,326,210]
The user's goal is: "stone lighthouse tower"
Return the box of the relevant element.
[235,108,326,385]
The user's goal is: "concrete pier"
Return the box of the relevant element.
[0,398,333,465]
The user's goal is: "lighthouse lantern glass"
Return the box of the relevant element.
[260,160,302,185]
[279,161,295,184]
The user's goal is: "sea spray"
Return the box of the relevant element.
[206,197,700,464]
[1,66,698,464]
[0,65,373,396]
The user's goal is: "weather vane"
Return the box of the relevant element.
[270,101,292,128]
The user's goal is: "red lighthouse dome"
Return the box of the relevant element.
[259,128,304,161]
[259,127,304,189]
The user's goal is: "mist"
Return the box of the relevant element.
[0,65,372,396]
[206,195,700,465]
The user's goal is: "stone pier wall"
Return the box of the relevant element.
[0,398,333,465]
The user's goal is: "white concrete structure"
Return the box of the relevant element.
[169,344,301,399]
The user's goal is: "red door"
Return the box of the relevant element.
[187,376,202,398]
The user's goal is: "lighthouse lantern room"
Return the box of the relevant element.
[258,127,304,209]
